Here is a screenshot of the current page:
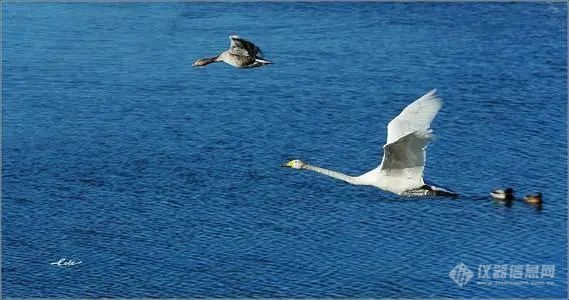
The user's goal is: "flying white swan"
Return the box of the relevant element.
[282,89,457,197]
[192,35,272,68]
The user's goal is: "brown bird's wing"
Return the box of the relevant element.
[228,35,261,57]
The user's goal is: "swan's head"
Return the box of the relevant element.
[281,159,306,169]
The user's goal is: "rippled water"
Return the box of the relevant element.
[3,2,567,298]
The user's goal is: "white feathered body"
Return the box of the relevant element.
[354,130,433,195]
[353,91,442,195]
[354,167,424,195]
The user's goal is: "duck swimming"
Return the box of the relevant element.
[490,188,514,201]
[192,35,272,68]
[282,89,457,197]
[524,192,542,204]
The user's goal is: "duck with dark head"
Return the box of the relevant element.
[490,188,514,201]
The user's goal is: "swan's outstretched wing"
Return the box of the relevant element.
[378,90,442,180]
[385,89,442,144]
[379,130,433,180]
[228,35,261,57]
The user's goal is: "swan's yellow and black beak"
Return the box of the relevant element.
[281,160,294,168]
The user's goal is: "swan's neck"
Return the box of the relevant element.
[302,164,357,185]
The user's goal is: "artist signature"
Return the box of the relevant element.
[50,258,82,267]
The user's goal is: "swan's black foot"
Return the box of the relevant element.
[402,185,459,198]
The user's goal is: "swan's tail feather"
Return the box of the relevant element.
[425,182,458,197]
[431,188,458,197]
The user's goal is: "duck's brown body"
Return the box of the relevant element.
[524,193,542,204]
[216,51,269,68]
[193,36,272,68]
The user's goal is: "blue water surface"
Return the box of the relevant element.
[3,2,567,298]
